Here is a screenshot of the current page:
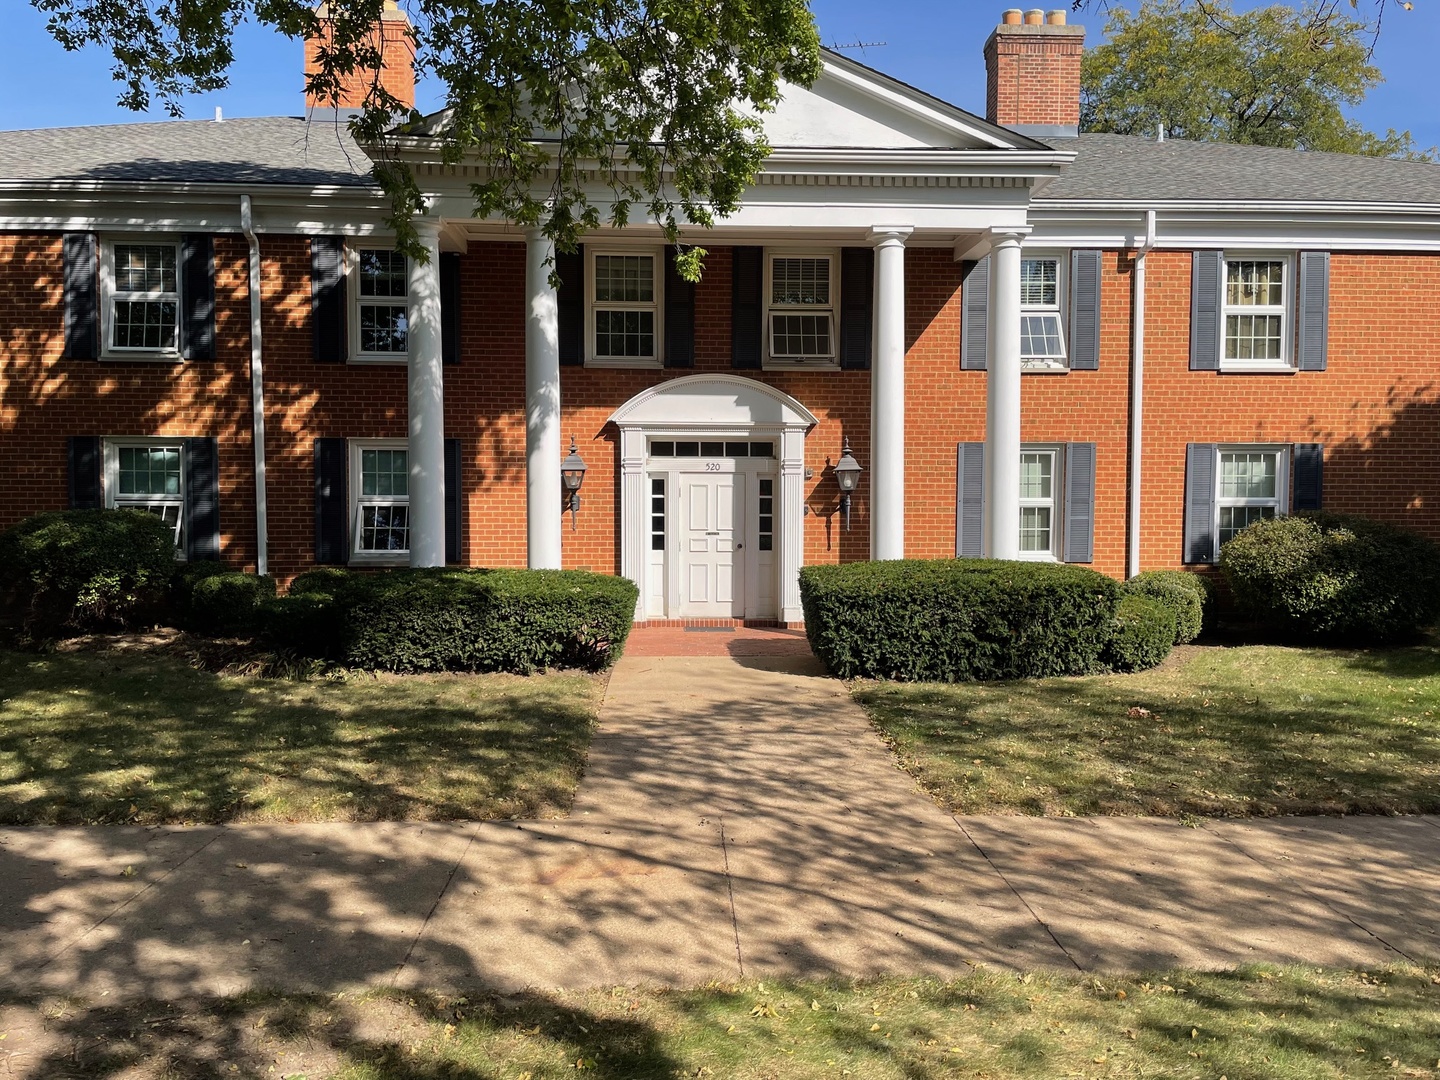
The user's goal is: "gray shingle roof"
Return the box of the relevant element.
[1039,131,1440,205]
[0,116,373,186]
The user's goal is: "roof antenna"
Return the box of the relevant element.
[830,38,888,58]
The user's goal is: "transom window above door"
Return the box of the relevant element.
[766,253,837,367]
[649,439,775,458]
[589,250,660,367]
[353,248,410,359]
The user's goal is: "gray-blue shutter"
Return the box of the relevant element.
[183,437,221,561]
[67,436,102,508]
[1293,443,1324,511]
[1184,443,1218,563]
[444,437,462,562]
[839,247,874,370]
[664,246,695,368]
[311,237,347,363]
[314,437,348,564]
[1297,251,1330,372]
[1189,250,1222,371]
[1069,250,1101,370]
[180,234,216,361]
[62,233,99,360]
[556,245,584,366]
[960,256,990,370]
[440,252,461,365]
[731,246,764,370]
[956,442,985,557]
[1063,442,1096,563]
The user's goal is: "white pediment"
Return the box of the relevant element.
[609,374,818,430]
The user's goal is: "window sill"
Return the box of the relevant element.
[1217,363,1297,375]
[762,360,841,372]
[349,553,410,567]
[584,358,663,370]
[101,352,183,364]
[1021,361,1069,375]
[348,355,410,366]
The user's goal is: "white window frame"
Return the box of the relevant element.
[1220,252,1294,372]
[103,438,186,552]
[1017,444,1063,562]
[764,249,839,369]
[1213,444,1289,559]
[1019,250,1068,372]
[99,236,182,360]
[586,247,663,368]
[349,438,411,564]
[349,244,411,364]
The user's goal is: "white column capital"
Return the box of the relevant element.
[870,225,914,246]
[412,214,443,241]
[987,225,1032,246]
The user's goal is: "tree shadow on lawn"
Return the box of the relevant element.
[0,647,597,825]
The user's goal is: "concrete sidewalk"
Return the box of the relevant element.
[1,655,1437,1000]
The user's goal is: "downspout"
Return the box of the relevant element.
[1127,209,1157,579]
[240,195,269,577]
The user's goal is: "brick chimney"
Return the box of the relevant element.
[984,8,1084,138]
[304,0,416,111]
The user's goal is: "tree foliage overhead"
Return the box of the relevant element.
[1080,0,1432,161]
[29,0,823,270]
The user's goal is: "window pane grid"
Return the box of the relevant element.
[117,446,182,497]
[650,477,666,551]
[594,255,654,303]
[360,304,408,353]
[1226,260,1285,307]
[1020,314,1065,360]
[1019,507,1052,553]
[594,309,655,358]
[649,441,773,458]
[771,257,830,306]
[1018,451,1056,556]
[1223,259,1286,363]
[758,478,774,552]
[1216,450,1282,551]
[356,447,410,554]
[1020,258,1058,308]
[358,250,407,298]
[359,505,410,552]
[111,244,179,351]
[770,313,833,358]
[114,245,177,294]
[1219,505,1276,546]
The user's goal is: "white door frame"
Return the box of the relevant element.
[610,374,818,623]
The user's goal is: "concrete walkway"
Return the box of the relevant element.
[1,654,1437,1000]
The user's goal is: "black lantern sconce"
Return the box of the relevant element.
[561,437,588,530]
[834,437,863,531]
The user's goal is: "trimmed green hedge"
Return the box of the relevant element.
[1122,570,1208,644]
[172,563,276,635]
[263,567,637,673]
[0,509,176,635]
[1103,593,1176,672]
[1220,512,1440,643]
[799,559,1122,681]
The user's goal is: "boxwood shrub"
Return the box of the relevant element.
[172,563,276,636]
[1122,569,1208,644]
[0,508,176,635]
[799,558,1122,681]
[1220,512,1440,643]
[1103,593,1176,672]
[262,567,637,673]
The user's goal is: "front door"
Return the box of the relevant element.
[680,471,746,618]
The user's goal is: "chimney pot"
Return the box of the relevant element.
[1001,8,1023,25]
[1046,9,1066,25]
[1024,9,1044,25]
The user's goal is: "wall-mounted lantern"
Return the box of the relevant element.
[561,437,588,530]
[834,437,862,532]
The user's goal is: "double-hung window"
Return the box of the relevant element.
[767,253,836,366]
[1018,448,1060,559]
[589,251,660,366]
[353,248,410,359]
[352,441,410,559]
[1216,447,1286,549]
[1020,255,1066,369]
[106,242,180,354]
[1223,257,1290,369]
[106,441,185,546]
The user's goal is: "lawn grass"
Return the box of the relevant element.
[0,641,601,824]
[2,965,1437,1078]
[855,643,1440,818]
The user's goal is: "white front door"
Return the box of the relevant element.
[680,471,746,618]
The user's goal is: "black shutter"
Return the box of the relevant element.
[445,437,462,563]
[62,233,99,360]
[180,234,216,361]
[1293,443,1324,511]
[960,256,990,370]
[1184,443,1218,563]
[67,436,102,508]
[839,247,874,370]
[311,236,347,363]
[1189,250,1222,371]
[1297,252,1330,372]
[314,437,348,564]
[1063,442,1096,563]
[183,437,221,561]
[664,247,696,368]
[557,245,585,366]
[1069,250,1101,371]
[440,252,462,365]
[955,442,985,557]
[731,246,764,370]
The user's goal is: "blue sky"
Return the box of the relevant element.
[1,1,1436,149]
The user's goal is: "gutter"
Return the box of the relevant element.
[1128,208,1157,580]
[240,195,269,577]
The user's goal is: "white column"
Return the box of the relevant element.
[526,229,563,569]
[407,217,446,568]
[984,227,1028,560]
[870,226,911,561]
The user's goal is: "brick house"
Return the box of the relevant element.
[4,6,1440,624]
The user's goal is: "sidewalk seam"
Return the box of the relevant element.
[952,817,1084,973]
[390,822,484,986]
[718,815,746,979]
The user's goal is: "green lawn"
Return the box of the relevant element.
[856,644,1440,818]
[3,966,1437,1078]
[0,643,601,824]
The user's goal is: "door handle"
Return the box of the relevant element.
[737,543,744,549]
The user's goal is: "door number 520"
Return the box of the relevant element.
[704,462,723,472]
